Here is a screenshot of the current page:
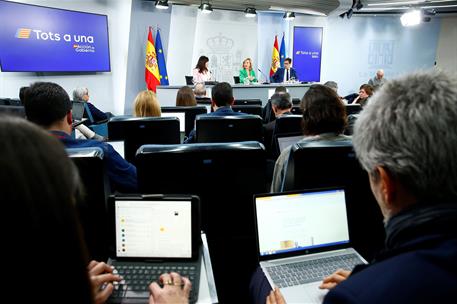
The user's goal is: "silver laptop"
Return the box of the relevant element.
[254,188,367,304]
[278,135,303,153]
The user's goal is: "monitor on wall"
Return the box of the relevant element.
[0,1,111,72]
[293,27,323,82]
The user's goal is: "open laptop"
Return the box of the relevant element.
[254,188,367,304]
[108,195,201,304]
[277,134,303,153]
[72,101,86,128]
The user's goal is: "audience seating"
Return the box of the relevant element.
[108,116,180,162]
[196,97,212,105]
[0,105,26,118]
[346,104,363,115]
[161,106,207,137]
[67,147,111,261]
[136,141,267,303]
[292,97,301,105]
[291,105,303,115]
[195,115,263,143]
[233,98,262,106]
[231,104,262,116]
[0,98,21,106]
[282,140,385,261]
[269,115,303,158]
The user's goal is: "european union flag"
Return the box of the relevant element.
[279,34,286,68]
[155,30,169,85]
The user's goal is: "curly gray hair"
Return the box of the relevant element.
[72,87,88,101]
[353,69,457,202]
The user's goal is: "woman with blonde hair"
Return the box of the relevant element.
[176,86,197,106]
[133,90,161,117]
[239,58,258,84]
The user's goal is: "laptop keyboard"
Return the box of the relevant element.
[108,262,200,304]
[266,253,362,288]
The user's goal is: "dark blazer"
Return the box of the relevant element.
[184,106,246,143]
[271,67,298,83]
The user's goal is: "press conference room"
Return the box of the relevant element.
[1,0,456,303]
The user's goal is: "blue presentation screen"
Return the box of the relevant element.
[293,27,323,82]
[0,1,110,72]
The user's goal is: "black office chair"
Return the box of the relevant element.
[0,105,26,118]
[291,105,303,115]
[283,140,385,261]
[233,76,240,84]
[161,106,207,137]
[196,97,212,105]
[136,141,266,303]
[67,147,111,261]
[269,115,303,158]
[185,76,194,85]
[195,115,263,143]
[231,105,262,116]
[292,98,301,105]
[108,116,180,163]
[234,98,262,106]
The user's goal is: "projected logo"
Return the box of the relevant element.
[15,28,31,39]
[15,27,96,53]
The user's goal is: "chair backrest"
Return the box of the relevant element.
[283,140,385,261]
[67,147,111,261]
[0,98,9,105]
[345,104,363,115]
[270,115,303,158]
[0,105,26,118]
[161,106,207,137]
[136,141,266,301]
[231,105,262,116]
[185,75,194,85]
[234,98,262,106]
[108,116,180,162]
[233,76,240,84]
[196,97,212,105]
[291,105,303,115]
[292,98,301,105]
[196,115,263,143]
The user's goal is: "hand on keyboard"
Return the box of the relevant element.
[88,260,122,304]
[319,269,351,290]
[149,272,192,304]
[266,288,286,304]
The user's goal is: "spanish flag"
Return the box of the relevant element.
[269,35,280,77]
[145,27,161,92]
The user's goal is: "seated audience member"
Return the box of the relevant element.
[24,82,137,193]
[0,116,191,304]
[323,81,338,93]
[262,86,288,123]
[176,86,197,106]
[263,92,293,152]
[194,83,208,100]
[270,84,349,192]
[353,84,373,107]
[184,82,246,143]
[133,90,161,117]
[73,87,108,122]
[19,86,29,104]
[368,69,387,91]
[259,70,457,304]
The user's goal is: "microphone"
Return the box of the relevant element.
[257,68,270,84]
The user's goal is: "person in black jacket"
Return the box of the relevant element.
[258,70,457,304]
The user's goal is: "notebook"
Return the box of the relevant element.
[254,188,367,304]
[107,195,201,304]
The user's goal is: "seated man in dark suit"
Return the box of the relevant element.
[263,92,292,154]
[184,82,246,143]
[257,70,457,304]
[24,82,137,193]
[271,58,298,83]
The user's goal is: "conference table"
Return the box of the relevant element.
[157,83,312,107]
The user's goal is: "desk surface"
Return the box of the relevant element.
[158,83,312,89]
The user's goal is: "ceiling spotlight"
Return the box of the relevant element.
[283,11,295,20]
[401,9,421,26]
[355,0,363,10]
[199,1,213,14]
[244,7,257,18]
[155,0,169,10]
[347,8,353,19]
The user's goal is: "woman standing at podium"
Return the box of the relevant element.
[192,55,212,84]
[239,58,258,84]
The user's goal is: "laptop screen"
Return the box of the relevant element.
[161,112,186,132]
[115,199,192,258]
[278,135,303,153]
[255,189,350,257]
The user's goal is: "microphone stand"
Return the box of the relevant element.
[257,69,270,84]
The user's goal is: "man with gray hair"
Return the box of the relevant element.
[368,69,386,90]
[265,70,457,304]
